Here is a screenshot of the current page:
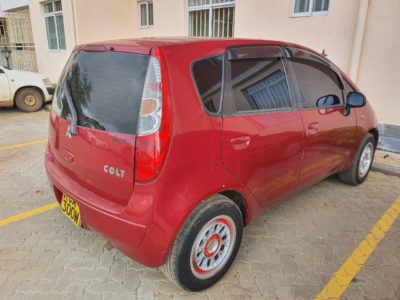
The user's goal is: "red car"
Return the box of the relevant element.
[45,38,378,291]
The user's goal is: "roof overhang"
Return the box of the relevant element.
[1,0,29,12]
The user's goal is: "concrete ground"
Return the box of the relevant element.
[0,108,399,300]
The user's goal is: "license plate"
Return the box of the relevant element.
[61,194,81,228]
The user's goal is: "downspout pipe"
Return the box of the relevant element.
[349,0,370,81]
[70,0,78,46]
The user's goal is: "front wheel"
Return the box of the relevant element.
[162,195,243,291]
[15,88,44,112]
[338,133,376,185]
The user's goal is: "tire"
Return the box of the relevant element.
[161,195,243,291]
[15,88,44,112]
[338,133,375,185]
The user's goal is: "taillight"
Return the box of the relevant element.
[135,53,171,183]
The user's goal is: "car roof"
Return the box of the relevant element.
[78,37,306,54]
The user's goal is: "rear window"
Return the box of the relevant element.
[192,55,223,113]
[54,50,149,135]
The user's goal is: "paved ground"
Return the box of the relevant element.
[0,108,399,300]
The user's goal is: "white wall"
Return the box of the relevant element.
[29,0,76,82]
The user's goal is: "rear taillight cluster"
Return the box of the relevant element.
[135,51,171,183]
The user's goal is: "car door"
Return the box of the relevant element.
[221,45,304,207]
[0,68,11,103]
[284,47,357,187]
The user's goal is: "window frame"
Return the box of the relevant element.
[291,0,330,18]
[188,0,235,37]
[44,0,66,51]
[138,1,154,29]
[222,45,297,117]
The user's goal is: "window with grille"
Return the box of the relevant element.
[292,0,330,17]
[44,0,66,50]
[188,0,235,37]
[139,1,154,28]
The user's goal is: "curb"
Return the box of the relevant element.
[372,162,400,177]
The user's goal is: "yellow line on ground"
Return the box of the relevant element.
[0,138,48,151]
[0,203,59,228]
[315,195,400,300]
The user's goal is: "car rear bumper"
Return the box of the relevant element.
[44,143,187,267]
[45,144,152,264]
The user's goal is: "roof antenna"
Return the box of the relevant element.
[322,49,328,57]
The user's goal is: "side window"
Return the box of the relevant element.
[290,59,343,109]
[192,55,223,113]
[229,58,291,112]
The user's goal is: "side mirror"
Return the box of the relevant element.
[316,95,341,108]
[347,92,366,108]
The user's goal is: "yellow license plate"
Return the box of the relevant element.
[61,194,81,228]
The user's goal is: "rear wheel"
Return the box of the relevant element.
[15,88,44,112]
[162,195,243,291]
[338,133,375,185]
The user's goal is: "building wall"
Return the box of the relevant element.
[357,0,400,126]
[27,0,399,126]
[72,0,136,44]
[132,0,186,38]
[235,0,360,73]
[73,0,186,44]
[28,0,76,82]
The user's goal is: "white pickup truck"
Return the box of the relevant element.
[0,66,54,112]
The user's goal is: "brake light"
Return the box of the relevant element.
[135,53,171,183]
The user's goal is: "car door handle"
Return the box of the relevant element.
[306,122,320,136]
[230,136,250,150]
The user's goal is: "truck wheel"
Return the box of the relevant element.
[15,88,44,112]
[338,133,375,185]
[162,195,243,291]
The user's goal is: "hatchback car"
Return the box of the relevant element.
[45,38,378,291]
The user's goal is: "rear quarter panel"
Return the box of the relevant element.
[142,43,268,265]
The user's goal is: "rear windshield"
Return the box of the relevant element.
[54,50,149,135]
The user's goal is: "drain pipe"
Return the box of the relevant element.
[70,0,79,46]
[349,0,370,82]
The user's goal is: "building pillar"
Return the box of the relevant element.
[349,0,370,82]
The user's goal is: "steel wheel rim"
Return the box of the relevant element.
[359,142,374,178]
[190,215,236,279]
[24,95,37,107]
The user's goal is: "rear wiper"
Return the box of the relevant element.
[64,81,78,137]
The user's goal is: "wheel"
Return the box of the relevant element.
[162,195,243,291]
[338,133,375,185]
[15,88,44,112]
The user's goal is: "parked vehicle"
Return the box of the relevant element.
[45,38,378,291]
[0,66,54,112]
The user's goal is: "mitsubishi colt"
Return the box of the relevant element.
[45,38,378,291]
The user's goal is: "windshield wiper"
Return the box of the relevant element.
[64,80,78,137]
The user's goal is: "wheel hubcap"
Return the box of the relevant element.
[190,215,236,279]
[24,95,37,107]
[359,142,374,178]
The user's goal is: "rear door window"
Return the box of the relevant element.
[54,51,149,135]
[228,58,291,113]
